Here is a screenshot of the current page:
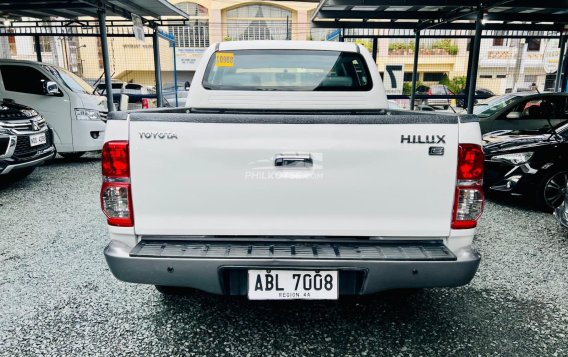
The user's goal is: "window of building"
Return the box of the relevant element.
[423,72,444,82]
[527,38,541,52]
[480,75,493,79]
[496,74,507,79]
[33,36,52,53]
[169,2,209,48]
[524,74,538,83]
[226,4,292,41]
[403,72,413,81]
[492,38,505,46]
[0,65,49,95]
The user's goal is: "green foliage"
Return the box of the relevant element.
[223,35,232,41]
[402,82,412,95]
[402,80,423,95]
[354,39,373,53]
[439,73,450,86]
[431,39,459,55]
[389,39,458,55]
[448,76,467,94]
[388,41,414,52]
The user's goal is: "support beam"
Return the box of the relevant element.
[173,39,178,107]
[555,35,566,92]
[372,37,378,63]
[33,34,42,62]
[153,27,163,107]
[98,9,114,113]
[467,11,483,114]
[410,30,420,111]
[463,37,475,109]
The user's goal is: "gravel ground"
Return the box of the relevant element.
[1,155,567,356]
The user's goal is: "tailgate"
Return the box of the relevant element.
[129,113,458,237]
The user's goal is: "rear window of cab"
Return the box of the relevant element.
[202,49,373,92]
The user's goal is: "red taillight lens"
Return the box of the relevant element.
[457,144,484,180]
[452,144,484,229]
[141,98,149,109]
[102,141,129,178]
[428,88,432,95]
[101,141,133,227]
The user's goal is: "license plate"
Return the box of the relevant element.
[247,270,338,300]
[29,133,47,147]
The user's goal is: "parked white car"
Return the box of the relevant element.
[0,60,107,158]
[102,41,484,300]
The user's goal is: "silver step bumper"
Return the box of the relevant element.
[104,240,481,295]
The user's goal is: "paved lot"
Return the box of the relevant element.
[1,155,567,356]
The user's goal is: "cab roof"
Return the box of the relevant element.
[217,41,362,53]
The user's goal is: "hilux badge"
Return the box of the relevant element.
[401,135,446,144]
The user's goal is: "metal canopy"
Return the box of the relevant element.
[312,0,568,31]
[0,0,189,113]
[0,0,189,21]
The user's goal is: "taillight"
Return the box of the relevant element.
[141,98,149,109]
[100,141,133,227]
[452,144,484,229]
[428,88,433,95]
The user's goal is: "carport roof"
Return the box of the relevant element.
[312,0,568,31]
[0,0,189,20]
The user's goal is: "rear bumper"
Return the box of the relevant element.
[104,239,481,295]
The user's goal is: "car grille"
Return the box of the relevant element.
[13,130,52,158]
[0,116,47,133]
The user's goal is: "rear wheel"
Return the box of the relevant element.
[59,152,85,160]
[535,170,568,211]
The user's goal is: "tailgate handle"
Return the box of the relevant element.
[274,154,313,167]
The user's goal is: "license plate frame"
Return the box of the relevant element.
[247,269,338,300]
[29,133,47,147]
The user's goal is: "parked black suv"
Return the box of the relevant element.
[0,100,55,180]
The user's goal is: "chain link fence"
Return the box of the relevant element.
[0,21,564,110]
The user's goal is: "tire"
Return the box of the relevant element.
[534,170,568,212]
[59,152,85,160]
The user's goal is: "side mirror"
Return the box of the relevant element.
[43,81,59,95]
[506,111,521,119]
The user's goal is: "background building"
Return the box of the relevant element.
[0,1,561,96]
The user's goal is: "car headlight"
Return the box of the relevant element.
[75,108,101,120]
[491,152,534,165]
[21,109,39,118]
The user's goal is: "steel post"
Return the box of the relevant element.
[153,27,163,107]
[410,30,420,110]
[34,35,42,62]
[467,11,483,114]
[555,34,566,92]
[98,9,114,112]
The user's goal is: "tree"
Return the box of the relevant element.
[439,75,467,94]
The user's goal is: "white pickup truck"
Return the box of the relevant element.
[102,41,484,300]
